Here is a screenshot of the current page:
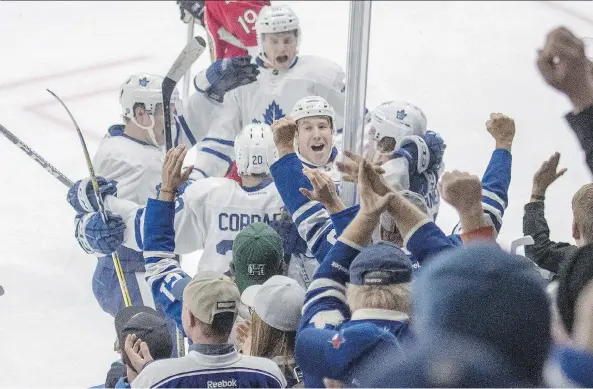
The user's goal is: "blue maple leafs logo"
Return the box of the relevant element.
[138,77,149,87]
[252,100,285,125]
[396,109,407,121]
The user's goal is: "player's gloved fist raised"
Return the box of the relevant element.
[194,56,259,103]
[67,177,118,214]
[438,170,482,214]
[486,113,515,151]
[75,211,125,256]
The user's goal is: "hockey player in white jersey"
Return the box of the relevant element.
[183,4,346,179]
[365,100,446,220]
[67,73,189,318]
[73,123,286,276]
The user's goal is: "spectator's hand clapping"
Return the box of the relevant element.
[439,170,482,215]
[532,152,567,198]
[235,320,252,354]
[336,151,385,185]
[537,27,593,112]
[271,116,297,156]
[124,334,154,374]
[486,113,515,151]
[358,159,395,219]
[160,145,193,201]
[300,168,345,214]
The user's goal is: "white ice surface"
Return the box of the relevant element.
[1,1,592,386]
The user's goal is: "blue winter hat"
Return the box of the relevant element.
[412,243,550,385]
[295,322,401,382]
[349,241,411,285]
[361,334,528,388]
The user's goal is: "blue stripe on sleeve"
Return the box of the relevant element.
[200,147,233,166]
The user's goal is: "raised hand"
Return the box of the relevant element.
[486,113,515,151]
[124,334,154,374]
[300,168,345,214]
[336,150,385,186]
[532,152,567,197]
[438,170,482,215]
[160,145,193,201]
[537,27,593,112]
[271,116,298,156]
[357,159,395,219]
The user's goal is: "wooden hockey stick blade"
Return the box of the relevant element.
[510,236,535,255]
[163,36,206,150]
[166,36,207,84]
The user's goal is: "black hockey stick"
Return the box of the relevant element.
[163,35,207,150]
[0,123,73,187]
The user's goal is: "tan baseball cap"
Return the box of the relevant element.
[182,271,240,324]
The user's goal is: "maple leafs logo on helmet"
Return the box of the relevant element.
[396,109,407,121]
[138,77,149,87]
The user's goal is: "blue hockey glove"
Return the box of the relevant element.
[424,130,446,172]
[67,177,118,214]
[194,56,259,103]
[269,210,308,260]
[75,211,125,256]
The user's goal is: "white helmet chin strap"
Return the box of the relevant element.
[130,115,159,147]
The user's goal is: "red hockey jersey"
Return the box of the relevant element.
[204,0,271,60]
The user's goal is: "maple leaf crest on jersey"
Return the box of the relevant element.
[252,100,285,125]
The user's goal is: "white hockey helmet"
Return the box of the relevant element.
[291,96,336,167]
[256,5,301,52]
[119,73,181,147]
[291,96,336,129]
[371,101,427,144]
[234,123,279,176]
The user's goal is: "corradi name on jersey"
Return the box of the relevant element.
[104,177,284,274]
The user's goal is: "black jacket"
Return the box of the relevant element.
[566,104,593,175]
[523,201,578,274]
[521,103,593,274]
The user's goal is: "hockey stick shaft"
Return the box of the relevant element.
[163,35,205,357]
[163,36,207,150]
[47,89,133,308]
[0,124,73,187]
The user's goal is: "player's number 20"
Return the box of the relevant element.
[238,9,258,34]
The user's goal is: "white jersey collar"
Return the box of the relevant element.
[350,308,409,322]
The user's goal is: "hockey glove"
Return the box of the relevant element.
[424,130,446,172]
[75,211,125,256]
[269,211,308,258]
[178,0,205,26]
[194,56,259,103]
[67,177,118,214]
